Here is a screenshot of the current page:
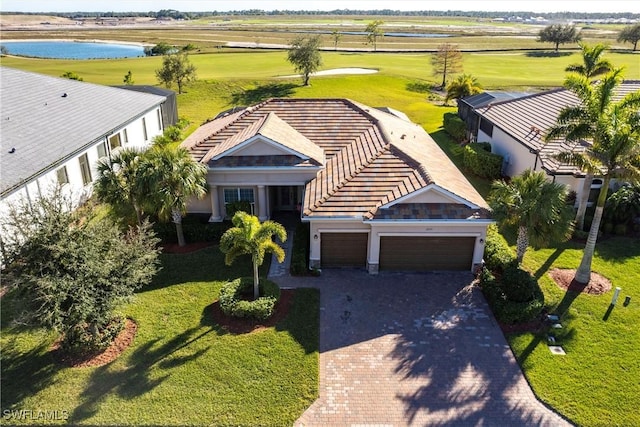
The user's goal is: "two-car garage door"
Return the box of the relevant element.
[320,233,475,271]
[379,236,475,271]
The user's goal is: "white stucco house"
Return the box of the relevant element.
[0,67,169,218]
[182,98,493,274]
[471,81,640,203]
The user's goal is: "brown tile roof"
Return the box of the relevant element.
[475,81,640,175]
[372,203,491,220]
[182,98,489,220]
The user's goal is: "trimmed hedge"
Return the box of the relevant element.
[443,112,467,143]
[290,222,310,275]
[219,277,281,321]
[153,214,230,244]
[462,143,503,179]
[479,267,544,324]
[483,224,516,272]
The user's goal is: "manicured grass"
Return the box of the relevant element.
[508,237,640,427]
[1,247,319,425]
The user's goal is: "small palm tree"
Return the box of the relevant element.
[94,148,147,225]
[445,73,482,104]
[220,212,286,300]
[546,68,640,284]
[565,43,613,79]
[144,146,208,246]
[488,170,574,264]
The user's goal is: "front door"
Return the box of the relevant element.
[276,186,298,211]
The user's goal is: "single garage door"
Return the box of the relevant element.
[380,236,475,271]
[321,233,368,268]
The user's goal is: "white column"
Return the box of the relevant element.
[257,185,268,221]
[208,185,222,222]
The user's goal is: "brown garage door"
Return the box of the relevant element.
[380,236,475,271]
[321,233,368,268]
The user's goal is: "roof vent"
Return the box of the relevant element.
[62,93,68,98]
[9,147,16,154]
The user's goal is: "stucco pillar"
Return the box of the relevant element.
[257,185,268,221]
[208,185,222,222]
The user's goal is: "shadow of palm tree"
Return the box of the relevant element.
[68,326,213,424]
[229,82,297,106]
[275,288,320,354]
[533,247,566,279]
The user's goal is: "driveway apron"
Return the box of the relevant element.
[281,270,571,426]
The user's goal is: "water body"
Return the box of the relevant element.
[0,41,145,59]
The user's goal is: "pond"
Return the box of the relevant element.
[0,40,145,59]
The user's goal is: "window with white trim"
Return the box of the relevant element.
[123,128,129,143]
[97,142,107,158]
[56,166,69,185]
[224,188,255,215]
[78,154,92,185]
[109,133,121,150]
[142,117,148,141]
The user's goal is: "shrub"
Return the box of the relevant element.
[462,143,503,179]
[290,222,310,275]
[501,264,538,302]
[226,201,252,218]
[219,277,280,321]
[63,317,125,354]
[164,125,183,142]
[153,214,230,244]
[614,224,628,236]
[479,266,544,324]
[443,112,467,142]
[483,224,516,272]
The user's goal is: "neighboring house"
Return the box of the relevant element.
[457,91,530,140]
[182,98,492,274]
[0,67,169,217]
[472,81,640,202]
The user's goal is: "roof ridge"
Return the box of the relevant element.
[481,86,567,109]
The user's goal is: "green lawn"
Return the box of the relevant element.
[1,247,319,426]
[509,237,640,427]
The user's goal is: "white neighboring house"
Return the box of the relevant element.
[0,67,168,219]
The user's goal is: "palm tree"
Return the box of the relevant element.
[565,43,613,79]
[545,69,640,284]
[445,74,482,104]
[94,148,147,225]
[220,212,286,300]
[564,43,613,230]
[488,170,574,265]
[145,146,208,246]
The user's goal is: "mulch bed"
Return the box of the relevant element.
[549,268,612,295]
[52,319,138,368]
[499,314,548,334]
[161,241,214,254]
[211,289,295,334]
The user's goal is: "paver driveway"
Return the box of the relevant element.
[277,269,571,426]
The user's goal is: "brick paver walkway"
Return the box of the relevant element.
[275,270,572,426]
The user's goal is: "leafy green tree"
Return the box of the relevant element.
[220,212,286,300]
[61,71,83,81]
[431,43,463,88]
[1,188,160,354]
[537,24,581,52]
[445,73,482,104]
[94,148,148,225]
[545,68,640,284]
[144,41,174,56]
[331,30,342,50]
[144,146,208,247]
[617,23,640,51]
[488,170,574,265]
[123,70,134,85]
[0,45,8,55]
[365,20,384,51]
[156,52,196,94]
[287,35,322,86]
[565,43,612,79]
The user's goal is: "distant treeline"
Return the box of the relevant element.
[4,9,640,20]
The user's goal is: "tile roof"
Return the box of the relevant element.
[183,98,489,220]
[1,67,166,196]
[475,81,640,175]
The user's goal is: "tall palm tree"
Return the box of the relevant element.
[564,43,614,230]
[546,69,640,284]
[220,212,286,300]
[565,43,613,79]
[445,74,482,104]
[144,146,208,246]
[488,170,574,264]
[94,148,147,225]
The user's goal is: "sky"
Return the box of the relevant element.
[1,0,639,14]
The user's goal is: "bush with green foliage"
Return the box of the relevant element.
[443,112,467,142]
[463,143,503,179]
[219,277,281,320]
[153,214,230,243]
[144,42,175,56]
[225,201,252,218]
[603,184,640,233]
[483,224,516,272]
[479,266,544,324]
[290,222,310,275]
[501,263,538,302]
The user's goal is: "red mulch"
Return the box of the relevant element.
[549,268,612,295]
[211,289,295,334]
[52,319,138,368]
[161,241,214,254]
[500,315,547,334]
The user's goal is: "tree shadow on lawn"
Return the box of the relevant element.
[593,236,640,262]
[525,51,572,58]
[229,82,297,106]
[68,326,213,424]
